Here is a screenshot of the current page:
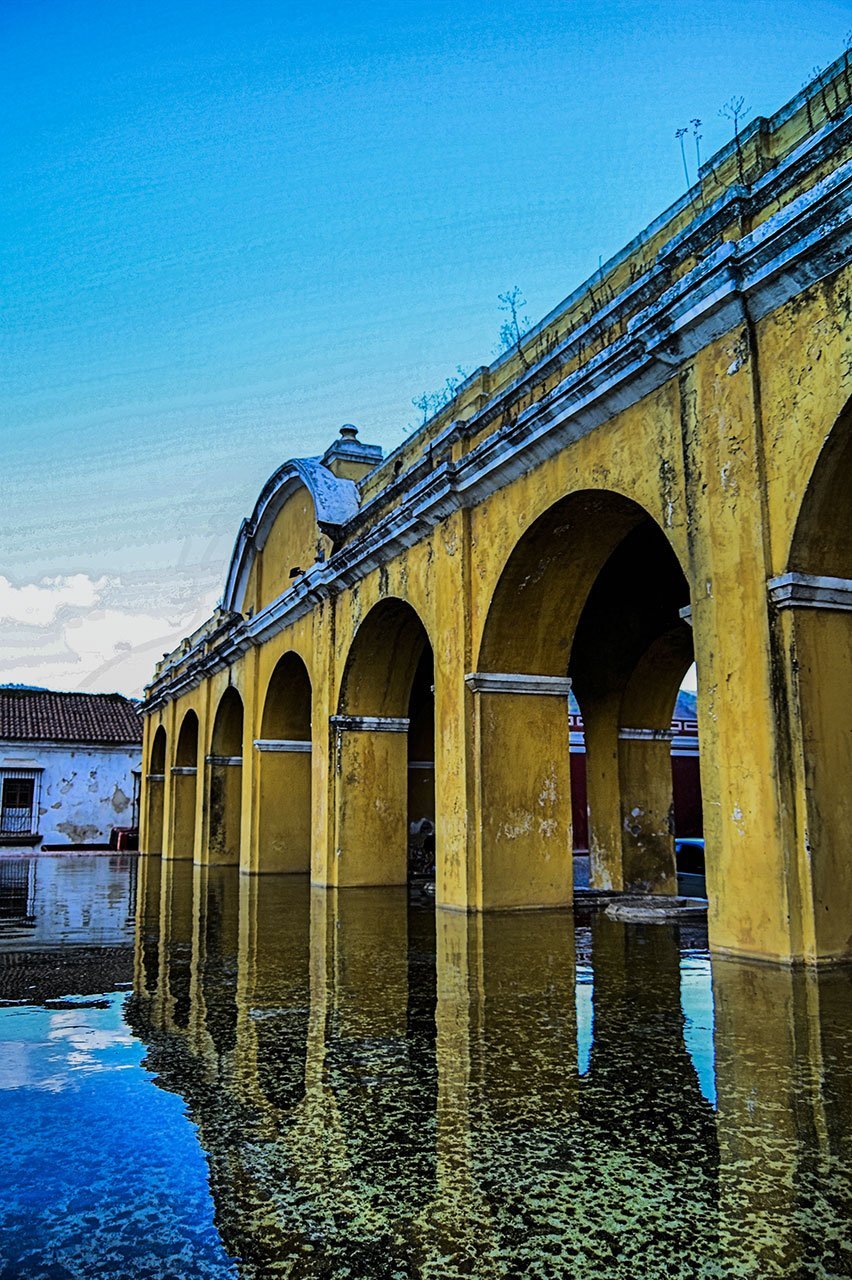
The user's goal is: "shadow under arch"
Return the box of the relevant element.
[254,652,313,874]
[145,725,167,854]
[207,687,244,866]
[776,395,852,959]
[333,597,435,887]
[169,710,199,860]
[474,489,700,906]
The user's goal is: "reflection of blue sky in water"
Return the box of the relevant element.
[576,945,715,1106]
[680,952,716,1107]
[576,962,594,1077]
[0,991,236,1278]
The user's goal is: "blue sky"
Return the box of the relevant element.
[2,0,849,693]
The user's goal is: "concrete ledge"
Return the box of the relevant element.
[329,716,410,733]
[603,894,708,921]
[768,571,852,611]
[205,755,243,766]
[253,739,312,753]
[465,672,572,696]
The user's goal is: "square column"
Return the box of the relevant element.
[205,754,243,865]
[167,766,197,861]
[466,673,573,910]
[617,728,678,894]
[251,739,312,874]
[331,715,410,886]
[770,573,852,961]
[144,773,165,854]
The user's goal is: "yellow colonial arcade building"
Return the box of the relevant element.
[142,54,852,967]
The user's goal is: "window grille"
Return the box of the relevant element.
[0,859,36,924]
[0,770,42,838]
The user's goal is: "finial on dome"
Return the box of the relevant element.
[321,422,382,479]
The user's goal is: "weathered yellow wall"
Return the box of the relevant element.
[140,58,852,964]
[247,490,326,614]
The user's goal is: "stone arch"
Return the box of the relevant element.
[774,396,852,958]
[255,653,313,874]
[170,710,199,860]
[569,518,695,894]
[223,459,359,615]
[145,725,167,854]
[207,687,244,865]
[334,598,435,886]
[473,490,699,907]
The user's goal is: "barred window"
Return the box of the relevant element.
[0,770,41,838]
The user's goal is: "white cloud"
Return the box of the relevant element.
[0,571,220,697]
[0,573,108,626]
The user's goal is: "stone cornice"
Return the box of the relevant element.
[144,142,852,716]
[768,572,852,611]
[253,739,312,753]
[330,716,410,733]
[464,673,573,696]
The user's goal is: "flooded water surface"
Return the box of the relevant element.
[0,855,850,1279]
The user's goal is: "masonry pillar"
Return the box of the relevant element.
[331,715,409,886]
[770,574,852,961]
[168,766,197,860]
[251,739,312,874]
[618,728,678,894]
[466,673,573,909]
[680,340,800,960]
[205,755,243,865]
[145,772,165,855]
[581,693,623,890]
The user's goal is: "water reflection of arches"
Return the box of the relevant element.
[254,653,312,874]
[474,490,700,906]
[771,397,852,960]
[206,687,243,865]
[575,915,720,1269]
[128,858,852,1277]
[144,726,167,854]
[169,710,199,860]
[333,599,435,886]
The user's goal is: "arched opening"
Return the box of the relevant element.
[334,598,435,887]
[207,687,244,865]
[170,711,199,860]
[570,519,696,894]
[779,398,852,958]
[476,490,702,907]
[145,726,167,854]
[256,653,312,874]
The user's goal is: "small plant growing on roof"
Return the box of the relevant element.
[496,286,532,369]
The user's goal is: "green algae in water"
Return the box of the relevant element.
[1,856,851,1278]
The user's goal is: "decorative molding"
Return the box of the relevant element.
[170,766,198,776]
[330,715,410,734]
[146,772,166,782]
[768,572,852,612]
[679,605,693,626]
[465,672,572,696]
[205,754,243,766]
[618,728,676,742]
[408,759,435,770]
[144,135,852,716]
[254,738,312,753]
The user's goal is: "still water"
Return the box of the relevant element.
[0,855,850,1279]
